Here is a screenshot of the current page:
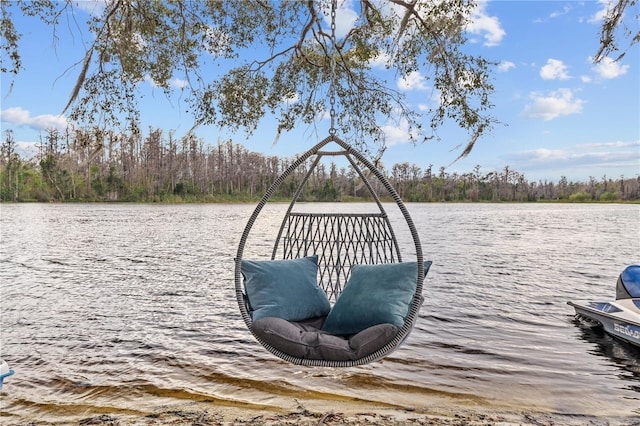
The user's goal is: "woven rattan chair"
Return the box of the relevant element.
[234,135,425,367]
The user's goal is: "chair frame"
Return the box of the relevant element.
[234,135,424,367]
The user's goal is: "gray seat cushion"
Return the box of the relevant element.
[250,316,399,361]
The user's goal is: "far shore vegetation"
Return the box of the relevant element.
[1,128,638,204]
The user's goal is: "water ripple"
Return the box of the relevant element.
[0,203,638,422]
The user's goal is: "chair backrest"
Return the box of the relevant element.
[275,212,400,302]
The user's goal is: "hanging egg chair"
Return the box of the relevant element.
[234,134,429,367]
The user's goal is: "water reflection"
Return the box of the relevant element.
[573,317,640,381]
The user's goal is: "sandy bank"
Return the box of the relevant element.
[67,400,638,426]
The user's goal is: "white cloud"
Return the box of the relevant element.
[15,141,40,159]
[0,106,68,131]
[523,148,623,166]
[73,0,106,17]
[144,75,160,88]
[369,51,391,69]
[591,56,630,79]
[145,76,188,89]
[335,1,359,38]
[505,139,640,180]
[540,58,571,80]
[588,0,610,23]
[381,117,418,146]
[170,78,187,89]
[522,148,566,161]
[322,0,358,38]
[581,75,592,83]
[509,142,639,171]
[576,140,640,149]
[533,4,572,23]
[549,4,572,19]
[522,88,585,120]
[497,61,515,72]
[466,1,506,47]
[398,71,428,91]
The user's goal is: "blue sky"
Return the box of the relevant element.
[1,0,638,183]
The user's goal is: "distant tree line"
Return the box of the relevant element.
[1,128,638,203]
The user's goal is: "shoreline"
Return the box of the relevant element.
[116,405,531,425]
[5,399,637,426]
[83,404,639,426]
[2,199,639,204]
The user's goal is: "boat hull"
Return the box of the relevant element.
[568,299,640,347]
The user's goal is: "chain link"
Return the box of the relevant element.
[329,0,337,135]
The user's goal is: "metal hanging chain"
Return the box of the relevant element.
[329,0,337,135]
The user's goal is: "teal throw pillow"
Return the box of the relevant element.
[322,261,432,335]
[241,255,331,322]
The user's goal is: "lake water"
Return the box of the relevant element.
[1,202,639,424]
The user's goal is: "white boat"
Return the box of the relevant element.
[568,265,640,347]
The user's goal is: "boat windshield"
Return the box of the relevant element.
[620,265,640,298]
